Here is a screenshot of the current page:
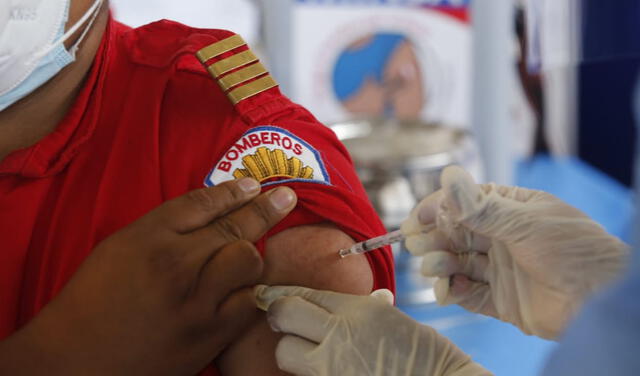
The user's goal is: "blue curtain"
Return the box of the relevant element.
[578,0,640,186]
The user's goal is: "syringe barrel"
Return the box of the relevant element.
[361,229,405,251]
[340,229,406,258]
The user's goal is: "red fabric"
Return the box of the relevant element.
[0,17,394,375]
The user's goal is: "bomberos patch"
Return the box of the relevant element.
[205,126,330,187]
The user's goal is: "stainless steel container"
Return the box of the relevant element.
[330,118,482,305]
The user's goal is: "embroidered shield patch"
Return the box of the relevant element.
[205,126,330,187]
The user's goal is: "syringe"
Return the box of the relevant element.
[339,230,405,258]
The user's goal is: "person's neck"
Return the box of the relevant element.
[0,7,109,163]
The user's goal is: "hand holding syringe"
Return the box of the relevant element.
[339,225,434,258]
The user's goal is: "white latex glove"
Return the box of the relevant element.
[402,166,629,339]
[255,285,492,376]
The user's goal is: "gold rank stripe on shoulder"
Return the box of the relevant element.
[227,76,278,105]
[218,62,268,91]
[196,35,279,105]
[207,50,258,78]
[196,34,246,63]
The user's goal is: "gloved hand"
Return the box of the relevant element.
[255,285,492,376]
[402,166,629,339]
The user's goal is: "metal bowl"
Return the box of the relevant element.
[330,118,482,305]
[332,118,481,229]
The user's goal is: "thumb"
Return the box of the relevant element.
[369,289,395,305]
[439,166,485,221]
[439,166,533,244]
[255,285,352,313]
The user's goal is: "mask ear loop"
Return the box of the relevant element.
[67,0,104,58]
[33,0,105,60]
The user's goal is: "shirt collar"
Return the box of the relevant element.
[0,15,114,178]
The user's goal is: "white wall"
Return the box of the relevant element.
[109,0,260,46]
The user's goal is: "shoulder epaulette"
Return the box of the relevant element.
[196,35,278,106]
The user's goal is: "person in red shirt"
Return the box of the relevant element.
[0,1,394,375]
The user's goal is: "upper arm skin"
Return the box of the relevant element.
[216,223,374,375]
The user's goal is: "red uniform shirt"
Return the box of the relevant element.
[0,17,394,374]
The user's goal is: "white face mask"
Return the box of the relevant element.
[0,0,104,112]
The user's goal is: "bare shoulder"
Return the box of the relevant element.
[216,223,374,375]
[262,223,374,293]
